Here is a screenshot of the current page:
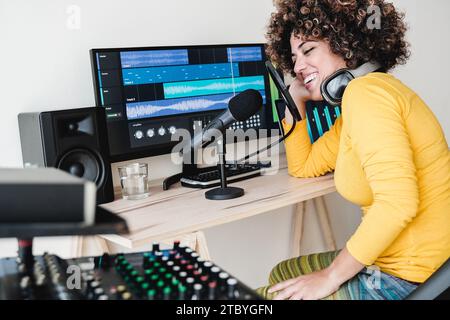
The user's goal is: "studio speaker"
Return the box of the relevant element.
[18,107,114,204]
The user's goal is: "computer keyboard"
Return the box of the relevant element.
[180,162,271,189]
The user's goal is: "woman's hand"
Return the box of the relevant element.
[268,267,340,300]
[268,248,365,300]
[284,77,310,123]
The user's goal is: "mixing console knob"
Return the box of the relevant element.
[172,265,181,274]
[210,266,221,281]
[158,127,166,136]
[116,285,126,295]
[193,283,203,300]
[147,129,155,138]
[90,280,100,289]
[122,292,132,300]
[178,271,188,283]
[94,287,104,298]
[186,277,195,289]
[178,244,187,254]
[19,276,31,289]
[219,272,230,284]
[155,251,164,261]
[147,289,156,300]
[17,263,26,274]
[134,130,144,140]
[191,252,200,261]
[163,286,172,300]
[169,126,177,135]
[152,242,160,252]
[202,261,213,273]
[178,285,187,300]
[208,281,217,300]
[227,278,238,299]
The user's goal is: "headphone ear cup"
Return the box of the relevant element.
[321,69,354,106]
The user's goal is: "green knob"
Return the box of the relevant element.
[151,274,159,281]
[145,269,153,276]
[147,289,156,300]
[163,287,171,296]
[131,270,139,277]
[158,267,167,273]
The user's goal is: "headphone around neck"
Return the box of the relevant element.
[320,61,382,106]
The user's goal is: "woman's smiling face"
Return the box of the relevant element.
[290,33,347,101]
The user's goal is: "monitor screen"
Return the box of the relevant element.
[90,44,280,161]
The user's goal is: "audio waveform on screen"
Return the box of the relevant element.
[120,50,189,68]
[126,93,235,119]
[122,63,240,86]
[163,76,265,99]
[126,90,267,120]
[227,47,262,62]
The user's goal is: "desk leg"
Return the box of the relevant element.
[94,236,111,254]
[70,236,83,258]
[70,236,111,258]
[193,231,211,261]
[291,201,305,257]
[313,196,337,251]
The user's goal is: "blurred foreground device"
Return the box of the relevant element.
[0,167,96,225]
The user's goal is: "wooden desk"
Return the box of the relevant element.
[74,156,336,259]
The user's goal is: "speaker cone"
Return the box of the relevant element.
[57,149,105,187]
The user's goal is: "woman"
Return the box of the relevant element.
[257,0,450,300]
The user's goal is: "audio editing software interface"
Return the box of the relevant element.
[91,45,278,159]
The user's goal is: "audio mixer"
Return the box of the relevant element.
[0,241,261,300]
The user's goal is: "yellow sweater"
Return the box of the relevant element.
[282,72,450,283]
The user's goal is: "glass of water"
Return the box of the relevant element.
[118,163,149,200]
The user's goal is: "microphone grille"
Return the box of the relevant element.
[228,89,263,121]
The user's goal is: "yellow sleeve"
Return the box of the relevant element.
[344,77,419,266]
[281,116,341,178]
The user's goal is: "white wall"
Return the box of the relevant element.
[0,0,448,289]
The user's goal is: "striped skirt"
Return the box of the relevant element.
[256,251,418,300]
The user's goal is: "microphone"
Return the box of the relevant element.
[190,89,263,151]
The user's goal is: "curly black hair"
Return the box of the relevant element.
[266,0,410,77]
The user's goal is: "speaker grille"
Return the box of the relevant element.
[57,149,105,188]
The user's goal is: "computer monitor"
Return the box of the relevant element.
[90,44,280,161]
